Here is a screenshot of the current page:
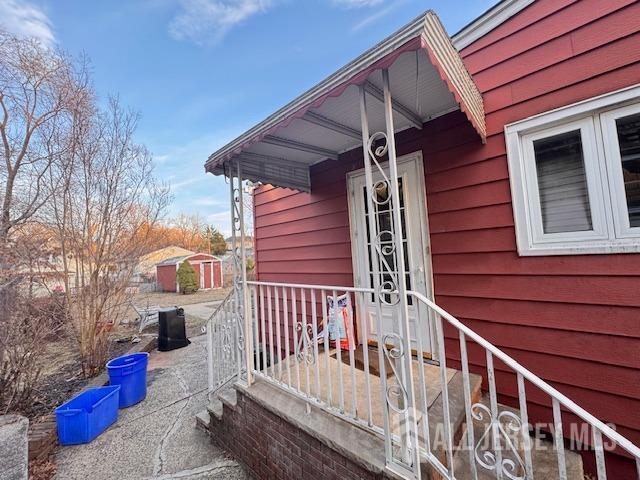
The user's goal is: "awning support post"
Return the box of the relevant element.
[229,160,253,386]
[359,68,421,480]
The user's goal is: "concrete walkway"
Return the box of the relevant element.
[54,335,247,480]
[181,301,222,323]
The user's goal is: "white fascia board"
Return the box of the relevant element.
[451,0,535,50]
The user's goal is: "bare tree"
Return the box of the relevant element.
[0,32,89,412]
[0,30,89,243]
[50,97,169,375]
[0,226,65,414]
[172,213,206,251]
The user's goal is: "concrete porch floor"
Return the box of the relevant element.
[271,346,459,429]
[254,347,583,479]
[53,335,248,480]
[267,344,483,460]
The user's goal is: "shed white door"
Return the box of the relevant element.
[348,152,433,355]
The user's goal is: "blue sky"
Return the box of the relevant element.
[0,0,494,234]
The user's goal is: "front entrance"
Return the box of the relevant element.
[348,151,433,355]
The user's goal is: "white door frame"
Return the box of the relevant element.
[198,262,205,290]
[347,150,436,357]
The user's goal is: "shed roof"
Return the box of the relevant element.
[139,246,194,272]
[157,253,221,266]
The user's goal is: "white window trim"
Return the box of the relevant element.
[600,102,640,239]
[505,83,640,256]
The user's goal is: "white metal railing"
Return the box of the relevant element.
[206,290,244,392]
[239,279,640,480]
[408,290,640,480]
[246,281,380,432]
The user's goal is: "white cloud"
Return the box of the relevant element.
[193,197,223,206]
[332,0,383,7]
[0,0,55,47]
[206,211,230,222]
[169,0,273,46]
[206,210,231,236]
[351,0,402,32]
[154,154,170,164]
[171,176,208,189]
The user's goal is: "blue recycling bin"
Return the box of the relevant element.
[106,352,149,408]
[55,385,120,445]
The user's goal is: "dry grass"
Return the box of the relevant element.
[133,287,231,309]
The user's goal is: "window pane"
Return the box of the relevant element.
[361,176,413,302]
[533,130,593,234]
[615,113,640,228]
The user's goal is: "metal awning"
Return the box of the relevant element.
[205,11,485,192]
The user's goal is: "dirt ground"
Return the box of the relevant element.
[26,288,230,422]
[28,331,131,421]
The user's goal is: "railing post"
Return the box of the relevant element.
[359,84,393,465]
[237,161,254,385]
[359,69,421,479]
[229,161,250,385]
[207,315,214,392]
[382,68,420,475]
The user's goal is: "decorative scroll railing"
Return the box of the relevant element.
[206,158,251,394]
[206,289,244,393]
[242,280,640,480]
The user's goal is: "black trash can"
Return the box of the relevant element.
[158,307,190,352]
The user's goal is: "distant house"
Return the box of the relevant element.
[224,235,253,252]
[155,253,223,292]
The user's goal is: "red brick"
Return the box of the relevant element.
[207,389,382,480]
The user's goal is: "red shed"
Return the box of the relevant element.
[155,253,223,292]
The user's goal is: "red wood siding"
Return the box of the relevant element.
[188,254,216,262]
[254,158,356,287]
[253,1,640,476]
[192,262,202,289]
[213,261,222,288]
[157,264,176,292]
[203,262,212,289]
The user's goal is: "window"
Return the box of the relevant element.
[533,130,592,233]
[601,105,640,236]
[362,177,413,305]
[505,85,640,255]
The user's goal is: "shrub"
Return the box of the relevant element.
[246,258,255,272]
[176,260,198,294]
[0,286,63,414]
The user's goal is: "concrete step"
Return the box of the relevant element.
[421,370,483,474]
[196,389,232,436]
[217,387,238,410]
[195,409,211,431]
[207,398,224,420]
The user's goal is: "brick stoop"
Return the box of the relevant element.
[198,375,585,480]
[197,370,485,480]
[202,380,399,480]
